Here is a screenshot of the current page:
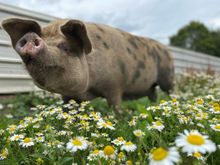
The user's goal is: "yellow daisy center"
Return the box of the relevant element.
[92,149,100,155]
[106,121,113,126]
[24,138,31,143]
[187,134,205,145]
[193,152,202,158]
[104,145,114,156]
[118,152,125,159]
[125,141,133,146]
[213,103,219,107]
[197,99,203,104]
[155,121,162,126]
[118,137,124,141]
[215,125,220,130]
[72,139,83,146]
[152,147,168,161]
[15,135,20,140]
[214,106,220,112]
[1,149,8,157]
[126,160,133,165]
[9,127,15,132]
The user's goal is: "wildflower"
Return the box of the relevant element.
[67,137,88,153]
[0,104,3,110]
[210,124,220,132]
[121,141,137,152]
[175,130,216,154]
[19,137,34,148]
[118,151,126,162]
[87,149,103,161]
[139,113,148,119]
[97,120,115,130]
[112,137,126,146]
[57,130,67,136]
[0,148,8,160]
[196,99,204,105]
[35,136,45,143]
[128,119,137,126]
[0,129,4,136]
[7,125,17,134]
[103,145,116,160]
[149,147,180,165]
[133,130,145,137]
[126,160,133,165]
[36,158,44,164]
[10,134,24,141]
[190,152,205,161]
[148,121,165,132]
[5,114,13,119]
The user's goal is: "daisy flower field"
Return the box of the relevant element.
[0,72,219,164]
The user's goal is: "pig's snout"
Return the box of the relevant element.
[15,32,44,56]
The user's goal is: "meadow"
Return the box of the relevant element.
[0,72,219,165]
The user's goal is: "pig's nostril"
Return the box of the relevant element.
[20,39,27,47]
[34,39,40,46]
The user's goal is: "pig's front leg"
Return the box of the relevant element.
[105,90,123,115]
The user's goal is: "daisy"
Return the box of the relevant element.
[10,134,24,142]
[118,151,126,162]
[0,148,8,160]
[210,106,220,114]
[19,137,34,148]
[210,124,220,132]
[149,147,180,165]
[0,103,3,110]
[0,129,4,136]
[97,120,115,130]
[103,145,116,160]
[35,136,45,143]
[189,152,205,161]
[87,149,103,161]
[121,141,137,152]
[133,129,145,137]
[175,130,216,154]
[111,137,126,146]
[66,136,88,153]
[7,125,17,134]
[148,121,165,132]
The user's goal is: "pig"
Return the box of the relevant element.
[2,18,174,112]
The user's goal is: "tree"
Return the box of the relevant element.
[170,21,220,57]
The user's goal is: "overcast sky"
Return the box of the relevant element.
[1,0,220,44]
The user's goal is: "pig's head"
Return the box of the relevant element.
[2,18,92,96]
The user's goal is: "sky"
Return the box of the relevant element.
[1,0,220,45]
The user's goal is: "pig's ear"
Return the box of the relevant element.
[1,18,41,47]
[60,20,92,54]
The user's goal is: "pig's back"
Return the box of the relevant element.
[85,22,171,96]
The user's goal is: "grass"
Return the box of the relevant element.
[0,72,219,165]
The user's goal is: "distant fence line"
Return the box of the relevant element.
[1,3,220,94]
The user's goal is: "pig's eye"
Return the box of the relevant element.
[57,43,71,52]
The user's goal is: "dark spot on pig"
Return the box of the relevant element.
[103,42,109,49]
[127,47,132,54]
[131,68,141,84]
[96,25,105,33]
[96,34,102,40]
[128,38,138,49]
[147,47,158,62]
[133,53,137,60]
[143,54,146,60]
[138,61,145,69]
[118,59,128,82]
